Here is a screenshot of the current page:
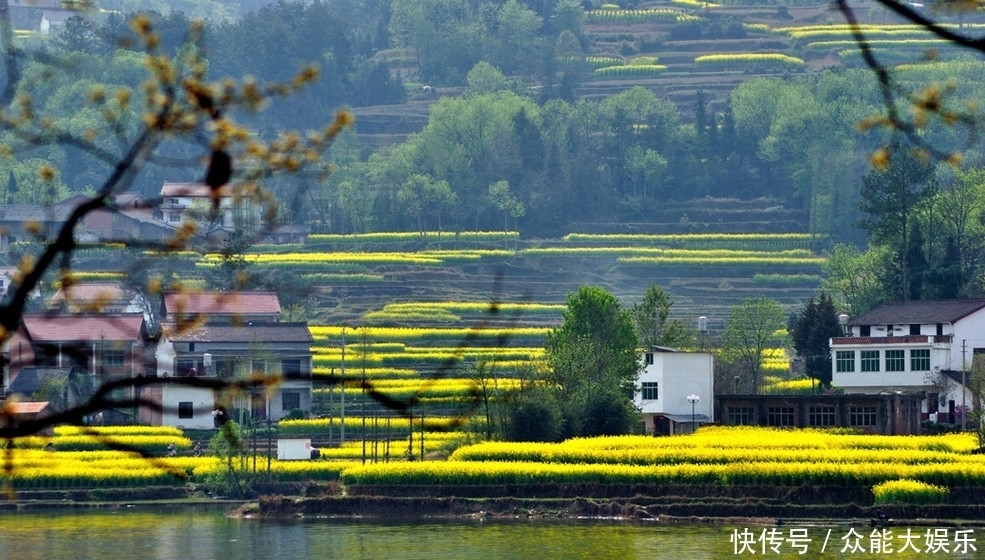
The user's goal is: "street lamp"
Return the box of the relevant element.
[687,393,700,433]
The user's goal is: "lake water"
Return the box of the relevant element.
[0,505,982,559]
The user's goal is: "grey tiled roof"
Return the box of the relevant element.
[0,204,73,222]
[8,366,77,395]
[850,299,985,326]
[166,322,313,343]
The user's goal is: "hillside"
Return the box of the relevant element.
[352,1,871,148]
[308,229,825,334]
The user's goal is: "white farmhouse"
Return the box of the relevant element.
[635,346,714,435]
[831,299,985,424]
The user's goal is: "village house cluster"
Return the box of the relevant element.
[1,182,982,434]
[638,299,984,436]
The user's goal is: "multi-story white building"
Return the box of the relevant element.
[635,346,714,435]
[158,182,262,237]
[831,299,985,423]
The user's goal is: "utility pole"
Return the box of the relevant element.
[963,339,968,431]
[340,327,346,443]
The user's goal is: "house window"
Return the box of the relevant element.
[282,358,303,378]
[860,350,880,372]
[176,360,197,377]
[102,350,124,366]
[885,349,905,372]
[767,407,794,427]
[809,406,836,427]
[178,402,193,419]
[911,349,930,372]
[849,406,877,427]
[641,382,658,400]
[727,406,754,426]
[645,353,654,365]
[282,392,301,412]
[909,324,921,335]
[860,325,871,337]
[835,351,855,373]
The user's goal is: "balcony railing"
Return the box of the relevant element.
[831,334,953,346]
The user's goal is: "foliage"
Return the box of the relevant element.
[790,293,841,387]
[821,243,887,317]
[857,135,939,300]
[545,286,639,438]
[719,296,787,392]
[204,420,252,498]
[505,386,563,442]
[631,282,693,349]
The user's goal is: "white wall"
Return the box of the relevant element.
[156,336,176,377]
[636,352,714,420]
[161,385,216,430]
[953,313,985,368]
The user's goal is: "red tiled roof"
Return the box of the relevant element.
[22,314,145,342]
[160,182,228,198]
[5,401,51,414]
[163,291,281,316]
[49,283,128,304]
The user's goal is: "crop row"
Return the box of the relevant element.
[312,345,545,362]
[204,247,821,265]
[694,53,805,67]
[872,479,948,505]
[618,255,824,267]
[585,7,701,23]
[595,64,668,77]
[308,231,518,244]
[279,416,478,437]
[1,449,357,489]
[374,301,564,316]
[525,246,816,258]
[13,427,191,453]
[339,459,985,487]
[561,232,827,249]
[449,439,978,467]
[806,39,951,51]
[311,377,524,400]
[309,325,551,344]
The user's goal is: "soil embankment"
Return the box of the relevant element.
[255,484,985,525]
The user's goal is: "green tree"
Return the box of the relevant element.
[545,286,639,437]
[720,296,786,393]
[464,62,509,96]
[494,0,543,76]
[791,293,841,389]
[505,386,563,442]
[928,167,985,296]
[624,144,667,204]
[858,136,938,300]
[631,282,692,349]
[821,243,886,317]
[487,180,525,238]
[398,173,456,236]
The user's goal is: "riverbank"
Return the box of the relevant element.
[251,484,985,526]
[8,482,985,526]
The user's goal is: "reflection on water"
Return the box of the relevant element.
[0,506,981,559]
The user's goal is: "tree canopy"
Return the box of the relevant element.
[544,285,639,437]
[720,296,786,393]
